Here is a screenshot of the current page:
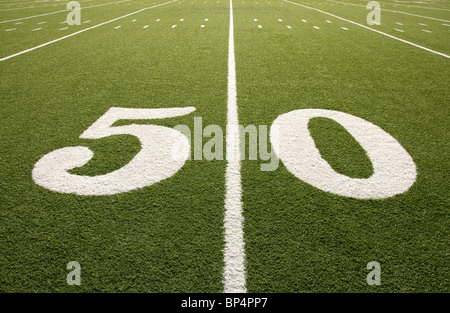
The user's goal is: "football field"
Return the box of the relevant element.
[0,0,449,293]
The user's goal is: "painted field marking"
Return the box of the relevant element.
[180,18,184,21]
[84,20,91,23]
[326,0,450,23]
[271,109,417,199]
[442,23,450,27]
[287,25,292,29]
[114,25,121,29]
[421,29,432,33]
[59,27,68,30]
[258,24,262,28]
[156,18,160,21]
[395,28,404,32]
[396,22,403,25]
[0,3,65,11]
[205,18,209,21]
[313,25,320,29]
[132,19,137,22]
[419,23,427,26]
[278,19,283,22]
[302,19,306,22]
[143,25,149,28]
[5,28,16,31]
[171,24,177,28]
[224,0,246,294]
[201,24,205,27]
[254,18,258,21]
[0,0,132,24]
[284,0,450,58]
[326,20,331,23]
[341,26,349,30]
[37,21,46,24]
[32,27,42,31]
[0,0,178,62]
[15,22,23,25]
[374,0,450,12]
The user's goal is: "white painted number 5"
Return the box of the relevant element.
[32,107,195,195]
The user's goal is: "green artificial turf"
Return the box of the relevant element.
[1,0,449,292]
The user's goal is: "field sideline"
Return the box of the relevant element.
[0,0,449,293]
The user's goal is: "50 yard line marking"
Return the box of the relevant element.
[224,0,246,293]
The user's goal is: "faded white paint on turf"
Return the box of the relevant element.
[0,0,178,62]
[224,0,246,293]
[284,0,450,59]
[270,109,417,199]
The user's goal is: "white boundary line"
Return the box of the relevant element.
[0,0,178,62]
[224,0,246,294]
[0,0,131,24]
[326,0,450,23]
[284,0,450,59]
[358,0,450,12]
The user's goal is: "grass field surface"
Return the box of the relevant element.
[0,0,448,293]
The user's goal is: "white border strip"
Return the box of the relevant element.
[326,0,450,23]
[284,0,450,59]
[224,0,246,293]
[0,0,178,62]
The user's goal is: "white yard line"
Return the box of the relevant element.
[0,0,131,24]
[326,0,450,23]
[284,0,450,59]
[0,0,178,62]
[224,0,246,294]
